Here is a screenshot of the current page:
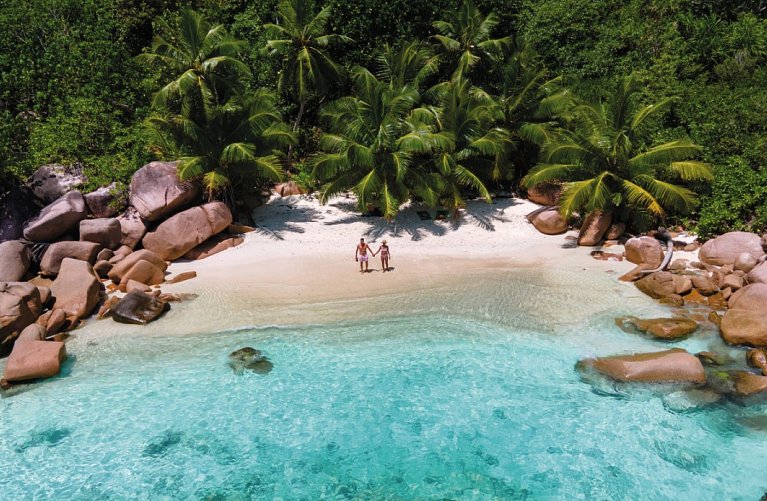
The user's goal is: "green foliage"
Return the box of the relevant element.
[311,67,444,219]
[1,0,765,234]
[696,157,767,238]
[522,75,713,229]
[0,0,151,186]
[429,78,509,211]
[432,0,511,80]
[27,98,152,190]
[141,8,293,200]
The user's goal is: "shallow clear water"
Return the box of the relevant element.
[2,268,767,500]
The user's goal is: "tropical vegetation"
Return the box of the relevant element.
[522,75,713,228]
[1,0,766,236]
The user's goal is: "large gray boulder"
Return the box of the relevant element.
[26,164,86,204]
[117,206,148,249]
[129,161,199,222]
[51,258,102,320]
[0,282,42,357]
[84,183,125,218]
[79,218,121,250]
[699,231,765,266]
[0,241,32,281]
[39,241,101,276]
[142,202,232,260]
[23,191,88,242]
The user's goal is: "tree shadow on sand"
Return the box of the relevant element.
[351,198,525,242]
[251,198,321,240]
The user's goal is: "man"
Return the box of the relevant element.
[355,237,373,273]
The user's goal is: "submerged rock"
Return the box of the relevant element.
[615,316,698,341]
[662,389,721,413]
[577,349,706,384]
[708,370,767,403]
[111,291,169,325]
[228,347,273,375]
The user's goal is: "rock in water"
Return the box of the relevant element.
[0,282,43,357]
[3,340,67,382]
[111,291,169,325]
[228,347,273,375]
[577,348,706,384]
[615,316,698,340]
[720,284,767,346]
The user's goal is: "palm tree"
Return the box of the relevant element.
[374,40,440,91]
[491,37,573,183]
[521,75,713,228]
[264,0,351,133]
[429,78,510,214]
[136,8,250,121]
[148,90,295,203]
[432,0,511,80]
[310,68,446,219]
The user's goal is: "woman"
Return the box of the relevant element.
[374,240,391,272]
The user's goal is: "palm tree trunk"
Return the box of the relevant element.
[286,99,306,168]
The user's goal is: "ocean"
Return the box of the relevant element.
[2,267,766,499]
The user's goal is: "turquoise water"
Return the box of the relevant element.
[2,269,767,499]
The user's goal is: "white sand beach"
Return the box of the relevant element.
[70,194,697,339]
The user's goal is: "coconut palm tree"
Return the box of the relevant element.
[491,37,573,183]
[374,40,440,91]
[148,89,295,203]
[264,0,351,133]
[136,8,250,121]
[310,68,447,219]
[432,0,511,80]
[429,77,510,213]
[521,75,713,227]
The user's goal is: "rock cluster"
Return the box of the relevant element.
[0,161,247,389]
[579,230,767,405]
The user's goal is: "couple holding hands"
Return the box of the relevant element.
[355,238,392,273]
